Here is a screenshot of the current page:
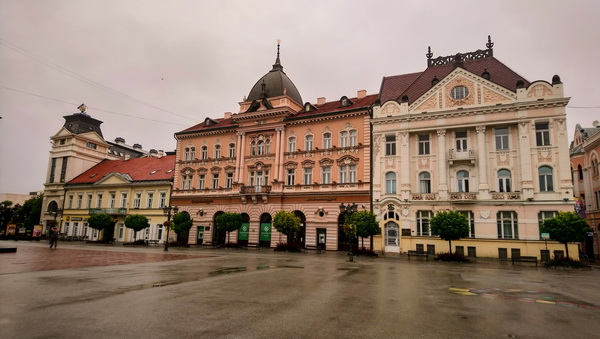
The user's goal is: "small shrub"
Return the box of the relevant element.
[274,242,302,252]
[354,247,378,257]
[434,252,470,263]
[545,257,588,268]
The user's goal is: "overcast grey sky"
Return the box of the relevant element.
[1,0,599,194]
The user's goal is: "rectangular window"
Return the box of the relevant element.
[67,194,73,209]
[538,211,557,238]
[418,134,430,155]
[87,194,93,208]
[349,165,357,183]
[305,135,313,151]
[229,144,236,158]
[60,157,68,182]
[455,131,467,151]
[340,131,348,148]
[201,147,208,160]
[349,130,357,147]
[339,166,347,184]
[495,128,509,150]
[109,193,116,208]
[417,211,432,236]
[212,174,219,189]
[323,133,331,149]
[120,193,127,208]
[214,145,221,158]
[147,192,154,209]
[49,158,57,183]
[226,173,233,188]
[287,169,295,185]
[86,142,97,149]
[497,211,518,239]
[303,168,313,185]
[385,135,396,156]
[288,137,296,153]
[77,194,83,209]
[459,211,475,238]
[322,167,331,184]
[97,193,103,208]
[133,193,141,209]
[535,122,550,146]
[159,192,166,208]
[199,174,205,189]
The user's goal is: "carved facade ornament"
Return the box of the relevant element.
[319,158,333,167]
[445,77,475,107]
[518,121,530,134]
[483,88,511,104]
[496,152,510,166]
[401,132,409,143]
[414,95,437,112]
[437,129,446,137]
[210,166,221,174]
[285,162,298,169]
[480,210,490,219]
[401,205,410,217]
[382,103,400,116]
[197,167,207,174]
[527,84,553,98]
[418,156,430,169]
[554,118,567,132]
[224,166,236,174]
[385,157,396,169]
[302,160,315,168]
[337,155,359,166]
[182,167,195,175]
[537,148,552,162]
[476,126,486,133]
[373,135,382,155]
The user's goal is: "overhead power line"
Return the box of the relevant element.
[0,38,197,121]
[0,85,189,126]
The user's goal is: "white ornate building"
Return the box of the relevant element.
[371,37,577,259]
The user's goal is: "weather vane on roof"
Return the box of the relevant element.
[78,103,87,113]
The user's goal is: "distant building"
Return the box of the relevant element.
[172,44,374,250]
[371,37,577,259]
[62,155,175,242]
[570,122,600,258]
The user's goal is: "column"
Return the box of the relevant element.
[399,132,410,199]
[517,120,534,199]
[274,128,282,181]
[476,126,489,191]
[237,132,246,184]
[279,128,286,180]
[437,129,448,198]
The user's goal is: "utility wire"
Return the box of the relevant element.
[0,38,197,121]
[0,85,190,126]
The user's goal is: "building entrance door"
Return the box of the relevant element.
[385,221,399,253]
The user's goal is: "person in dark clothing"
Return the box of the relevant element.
[49,226,59,249]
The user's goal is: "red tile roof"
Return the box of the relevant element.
[67,155,175,185]
[289,94,378,119]
[178,117,237,134]
[380,57,530,104]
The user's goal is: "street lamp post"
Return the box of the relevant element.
[339,202,358,262]
[163,205,179,251]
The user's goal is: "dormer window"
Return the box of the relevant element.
[304,102,316,112]
[340,96,353,107]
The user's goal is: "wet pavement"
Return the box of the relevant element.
[1,241,599,338]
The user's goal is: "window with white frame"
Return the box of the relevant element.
[226,173,233,188]
[349,130,357,146]
[228,143,236,158]
[265,139,271,154]
[257,141,265,155]
[419,172,431,193]
[184,147,195,161]
[349,165,356,183]
[321,166,331,184]
[418,134,430,155]
[495,127,509,150]
[249,171,268,187]
[87,194,93,208]
[385,135,396,156]
[458,211,475,238]
[535,122,550,146]
[288,137,296,152]
[385,172,397,194]
[214,144,221,158]
[182,174,193,190]
[198,174,205,189]
[305,135,313,151]
[109,193,116,208]
[303,168,313,185]
[340,131,348,148]
[457,170,469,192]
[538,211,557,237]
[498,169,512,192]
[201,146,208,160]
[97,193,103,208]
[159,192,166,208]
[287,169,295,185]
[147,192,154,208]
[497,211,518,239]
[120,193,127,208]
[250,141,256,156]
[323,132,331,149]
[212,173,219,189]
[67,194,73,209]
[417,211,432,236]
[455,131,467,151]
[133,193,141,209]
[77,194,83,209]
[539,166,554,192]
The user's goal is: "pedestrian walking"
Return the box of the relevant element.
[49,226,59,249]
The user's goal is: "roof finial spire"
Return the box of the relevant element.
[486,35,494,50]
[275,40,281,65]
[272,40,283,71]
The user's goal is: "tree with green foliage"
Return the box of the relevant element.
[13,195,43,232]
[216,212,242,243]
[541,211,591,259]
[87,213,115,232]
[172,211,194,244]
[273,210,301,243]
[430,210,470,253]
[346,210,380,248]
[124,214,150,241]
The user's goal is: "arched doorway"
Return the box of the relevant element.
[212,211,226,245]
[385,221,400,253]
[259,213,272,248]
[293,211,306,247]
[338,212,358,251]
[238,213,250,246]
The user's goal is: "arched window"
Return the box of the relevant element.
[385,222,399,246]
[214,144,221,159]
[385,172,397,194]
[323,132,332,149]
[305,135,314,151]
[257,140,265,155]
[539,166,554,192]
[228,143,236,158]
[457,170,469,192]
[419,172,431,193]
[498,169,512,192]
[250,141,256,156]
[265,139,271,154]
[288,137,296,153]
[201,146,208,160]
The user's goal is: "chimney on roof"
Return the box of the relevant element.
[115,137,125,144]
[157,150,164,158]
[124,154,130,161]
[149,149,157,157]
[317,97,326,105]
[133,143,142,150]
[224,112,232,119]
[357,90,367,99]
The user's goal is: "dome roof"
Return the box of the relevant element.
[246,45,303,105]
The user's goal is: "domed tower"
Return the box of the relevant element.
[239,41,303,113]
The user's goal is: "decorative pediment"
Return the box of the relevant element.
[94,172,132,185]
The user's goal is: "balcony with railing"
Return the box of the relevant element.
[411,193,438,201]
[491,192,522,201]
[240,185,272,194]
[89,208,128,215]
[449,192,478,202]
[448,149,476,165]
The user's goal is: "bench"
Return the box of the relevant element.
[512,256,538,266]
[246,242,260,250]
[304,245,323,254]
[407,250,429,260]
[146,240,160,247]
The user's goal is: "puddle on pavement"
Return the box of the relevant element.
[209,265,304,276]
